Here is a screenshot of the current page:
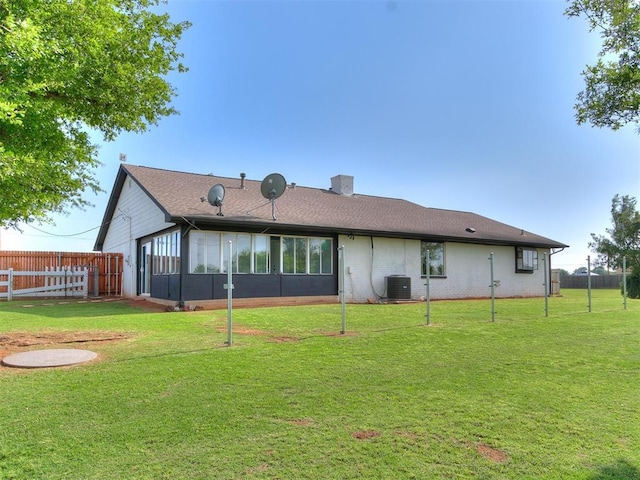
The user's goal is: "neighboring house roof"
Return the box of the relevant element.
[94,164,568,251]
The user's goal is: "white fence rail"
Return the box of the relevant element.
[0,267,88,300]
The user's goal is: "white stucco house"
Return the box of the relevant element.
[94,164,568,306]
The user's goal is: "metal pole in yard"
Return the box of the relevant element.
[225,240,234,346]
[489,252,495,322]
[623,256,627,310]
[587,255,592,313]
[425,249,431,326]
[543,252,548,317]
[338,245,346,334]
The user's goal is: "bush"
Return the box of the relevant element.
[622,269,640,299]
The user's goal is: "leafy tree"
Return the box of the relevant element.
[590,194,640,297]
[566,0,640,130]
[624,269,640,298]
[0,0,190,227]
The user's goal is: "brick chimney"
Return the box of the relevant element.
[330,175,354,196]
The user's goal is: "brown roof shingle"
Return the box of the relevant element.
[95,164,567,250]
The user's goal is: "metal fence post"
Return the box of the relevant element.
[489,252,495,322]
[425,249,431,326]
[225,240,234,346]
[623,256,627,310]
[543,252,548,317]
[587,255,592,313]
[338,245,346,334]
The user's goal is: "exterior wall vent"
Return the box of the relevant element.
[330,175,354,196]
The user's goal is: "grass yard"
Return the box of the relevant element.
[0,289,638,479]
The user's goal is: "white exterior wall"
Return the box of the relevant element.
[100,175,175,297]
[429,243,548,299]
[338,235,548,302]
[338,235,422,302]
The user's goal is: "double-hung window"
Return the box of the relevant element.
[516,247,538,273]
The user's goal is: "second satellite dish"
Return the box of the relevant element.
[261,173,287,220]
[207,184,225,216]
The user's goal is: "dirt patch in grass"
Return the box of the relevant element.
[475,443,508,463]
[0,331,131,360]
[352,430,382,440]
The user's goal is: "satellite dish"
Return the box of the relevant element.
[207,184,225,216]
[260,173,287,220]
[261,173,287,200]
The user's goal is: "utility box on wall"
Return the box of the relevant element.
[386,275,411,300]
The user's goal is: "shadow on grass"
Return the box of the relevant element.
[589,459,640,480]
[0,298,169,319]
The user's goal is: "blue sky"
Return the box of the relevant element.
[1,0,638,272]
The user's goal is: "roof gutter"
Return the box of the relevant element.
[173,216,568,250]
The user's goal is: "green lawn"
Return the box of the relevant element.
[0,290,638,479]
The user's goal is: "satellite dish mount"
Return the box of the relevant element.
[205,183,226,216]
[260,173,287,220]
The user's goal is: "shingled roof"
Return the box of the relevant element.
[94,164,567,250]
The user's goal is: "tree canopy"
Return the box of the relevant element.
[589,194,640,270]
[0,0,190,227]
[566,0,640,131]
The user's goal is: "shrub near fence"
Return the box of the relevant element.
[0,251,124,296]
[559,274,624,289]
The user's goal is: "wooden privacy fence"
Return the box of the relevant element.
[0,251,123,297]
[559,274,624,289]
[0,266,88,300]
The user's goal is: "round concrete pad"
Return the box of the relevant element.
[2,349,98,369]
